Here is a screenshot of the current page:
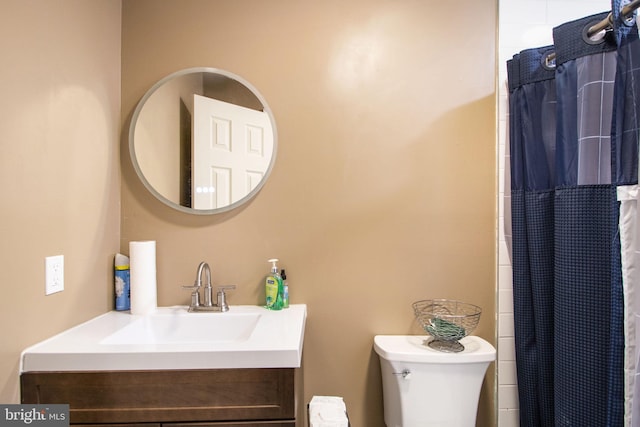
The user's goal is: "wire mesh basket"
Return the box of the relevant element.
[412,299,482,352]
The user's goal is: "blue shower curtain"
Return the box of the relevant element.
[508,45,557,427]
[508,7,640,426]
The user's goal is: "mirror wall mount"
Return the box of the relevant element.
[129,67,278,215]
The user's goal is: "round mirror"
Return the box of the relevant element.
[129,67,277,215]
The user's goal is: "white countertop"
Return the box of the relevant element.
[21,304,306,372]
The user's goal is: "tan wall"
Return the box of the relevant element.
[121,1,497,426]
[0,0,122,403]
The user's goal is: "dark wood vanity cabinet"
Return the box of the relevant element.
[21,368,299,427]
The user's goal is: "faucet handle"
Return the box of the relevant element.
[182,284,201,308]
[215,285,236,312]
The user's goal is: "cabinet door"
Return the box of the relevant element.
[167,422,295,426]
[74,425,160,427]
[21,369,295,425]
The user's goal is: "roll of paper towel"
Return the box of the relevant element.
[129,240,157,315]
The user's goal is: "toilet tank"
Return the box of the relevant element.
[374,335,495,427]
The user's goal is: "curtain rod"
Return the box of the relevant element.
[544,0,640,67]
[587,0,640,37]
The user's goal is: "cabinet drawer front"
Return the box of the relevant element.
[21,369,295,424]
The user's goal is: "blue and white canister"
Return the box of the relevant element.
[115,253,130,311]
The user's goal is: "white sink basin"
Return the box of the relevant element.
[101,311,261,345]
[21,305,306,372]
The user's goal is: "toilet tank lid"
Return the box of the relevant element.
[373,335,496,364]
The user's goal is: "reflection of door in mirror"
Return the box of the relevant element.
[192,94,274,210]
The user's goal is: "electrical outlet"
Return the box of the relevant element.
[45,255,64,295]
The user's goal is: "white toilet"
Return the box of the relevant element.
[373,335,496,427]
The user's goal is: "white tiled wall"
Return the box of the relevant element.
[497,1,610,425]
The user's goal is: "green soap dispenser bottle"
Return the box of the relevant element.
[265,259,284,310]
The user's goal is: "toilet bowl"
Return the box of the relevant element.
[373,335,495,427]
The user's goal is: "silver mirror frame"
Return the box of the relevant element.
[128,67,278,215]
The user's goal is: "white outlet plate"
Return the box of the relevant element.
[45,255,64,295]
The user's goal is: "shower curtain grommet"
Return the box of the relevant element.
[540,48,556,70]
[618,0,637,27]
[582,20,610,44]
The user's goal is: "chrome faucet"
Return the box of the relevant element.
[182,261,235,312]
